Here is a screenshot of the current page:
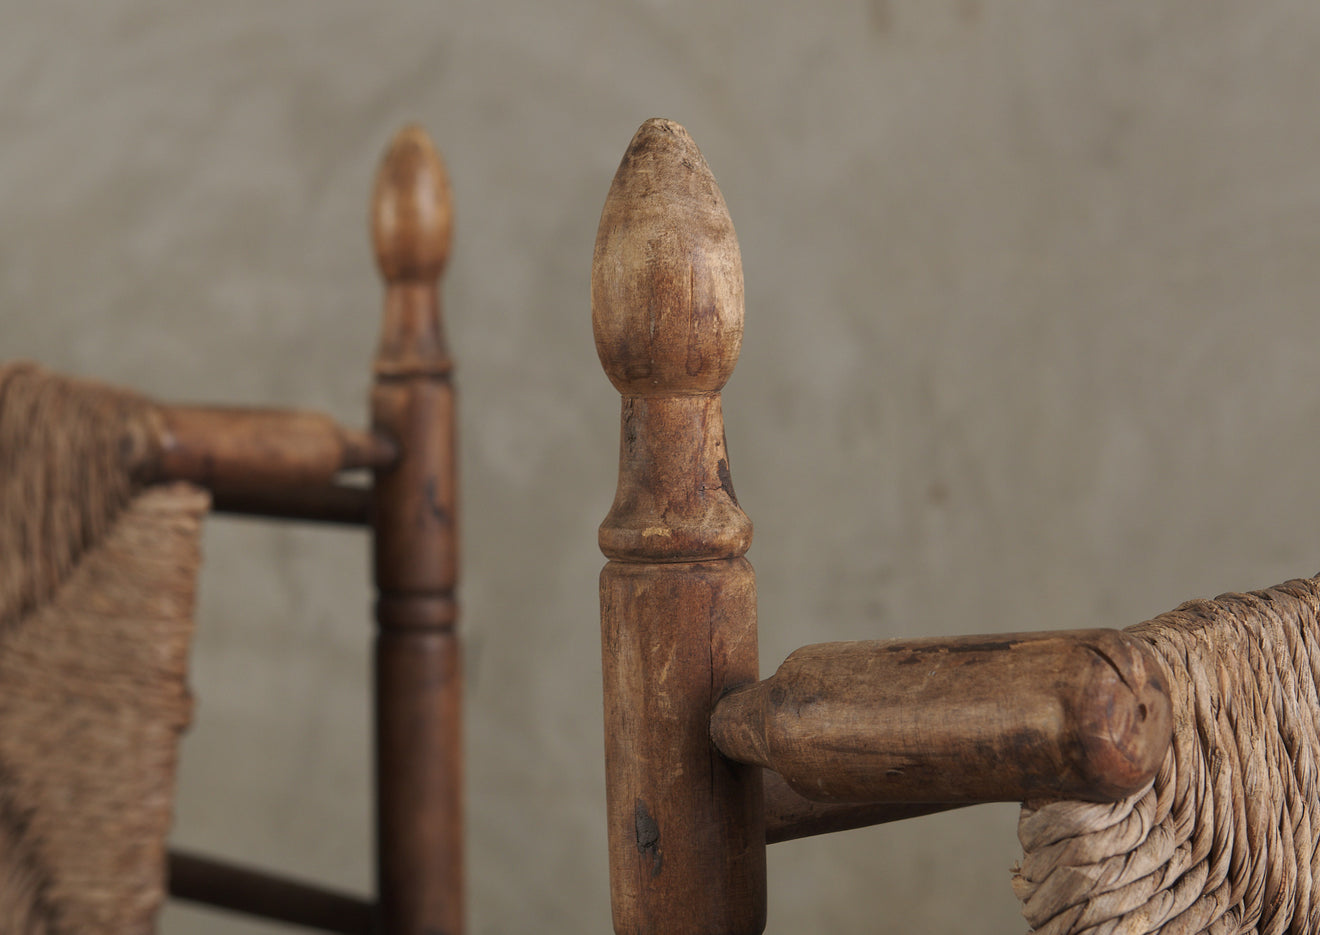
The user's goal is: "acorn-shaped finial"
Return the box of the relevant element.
[594,120,751,562]
[371,124,453,283]
[592,118,744,397]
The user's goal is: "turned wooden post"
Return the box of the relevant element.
[595,119,765,935]
[370,125,462,935]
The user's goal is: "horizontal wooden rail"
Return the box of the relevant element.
[208,481,372,525]
[711,629,1171,806]
[763,771,966,844]
[168,850,374,934]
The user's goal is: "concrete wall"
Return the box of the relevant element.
[6,3,1320,932]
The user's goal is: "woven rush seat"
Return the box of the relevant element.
[1014,578,1320,935]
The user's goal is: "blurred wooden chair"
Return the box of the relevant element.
[7,112,1311,935]
[0,125,462,935]
[592,118,1320,934]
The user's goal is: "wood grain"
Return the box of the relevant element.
[595,118,765,935]
[711,629,1172,805]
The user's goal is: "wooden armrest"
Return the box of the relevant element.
[125,405,396,523]
[711,628,1171,805]
[155,405,396,489]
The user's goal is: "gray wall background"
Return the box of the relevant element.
[6,2,1320,932]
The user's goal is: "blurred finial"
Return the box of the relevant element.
[372,124,453,283]
[592,118,744,397]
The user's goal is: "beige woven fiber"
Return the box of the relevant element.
[1014,578,1320,935]
[0,363,206,935]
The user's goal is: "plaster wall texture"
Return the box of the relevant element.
[5,3,1320,933]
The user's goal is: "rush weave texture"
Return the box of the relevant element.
[0,363,206,935]
[1013,578,1320,935]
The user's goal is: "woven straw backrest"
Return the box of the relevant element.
[0,363,205,934]
[1014,578,1320,935]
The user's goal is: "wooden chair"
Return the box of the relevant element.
[8,113,1312,935]
[0,125,462,935]
[592,118,1320,934]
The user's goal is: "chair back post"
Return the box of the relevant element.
[369,125,462,935]
[594,119,766,935]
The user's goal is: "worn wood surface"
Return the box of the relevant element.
[595,118,765,935]
[711,629,1171,805]
[369,124,462,935]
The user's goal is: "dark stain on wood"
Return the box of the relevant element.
[424,477,450,525]
[634,800,663,877]
[717,457,737,503]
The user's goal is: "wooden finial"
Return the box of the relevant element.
[592,118,744,397]
[371,124,452,378]
[369,123,463,934]
[594,119,751,563]
[372,124,453,284]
